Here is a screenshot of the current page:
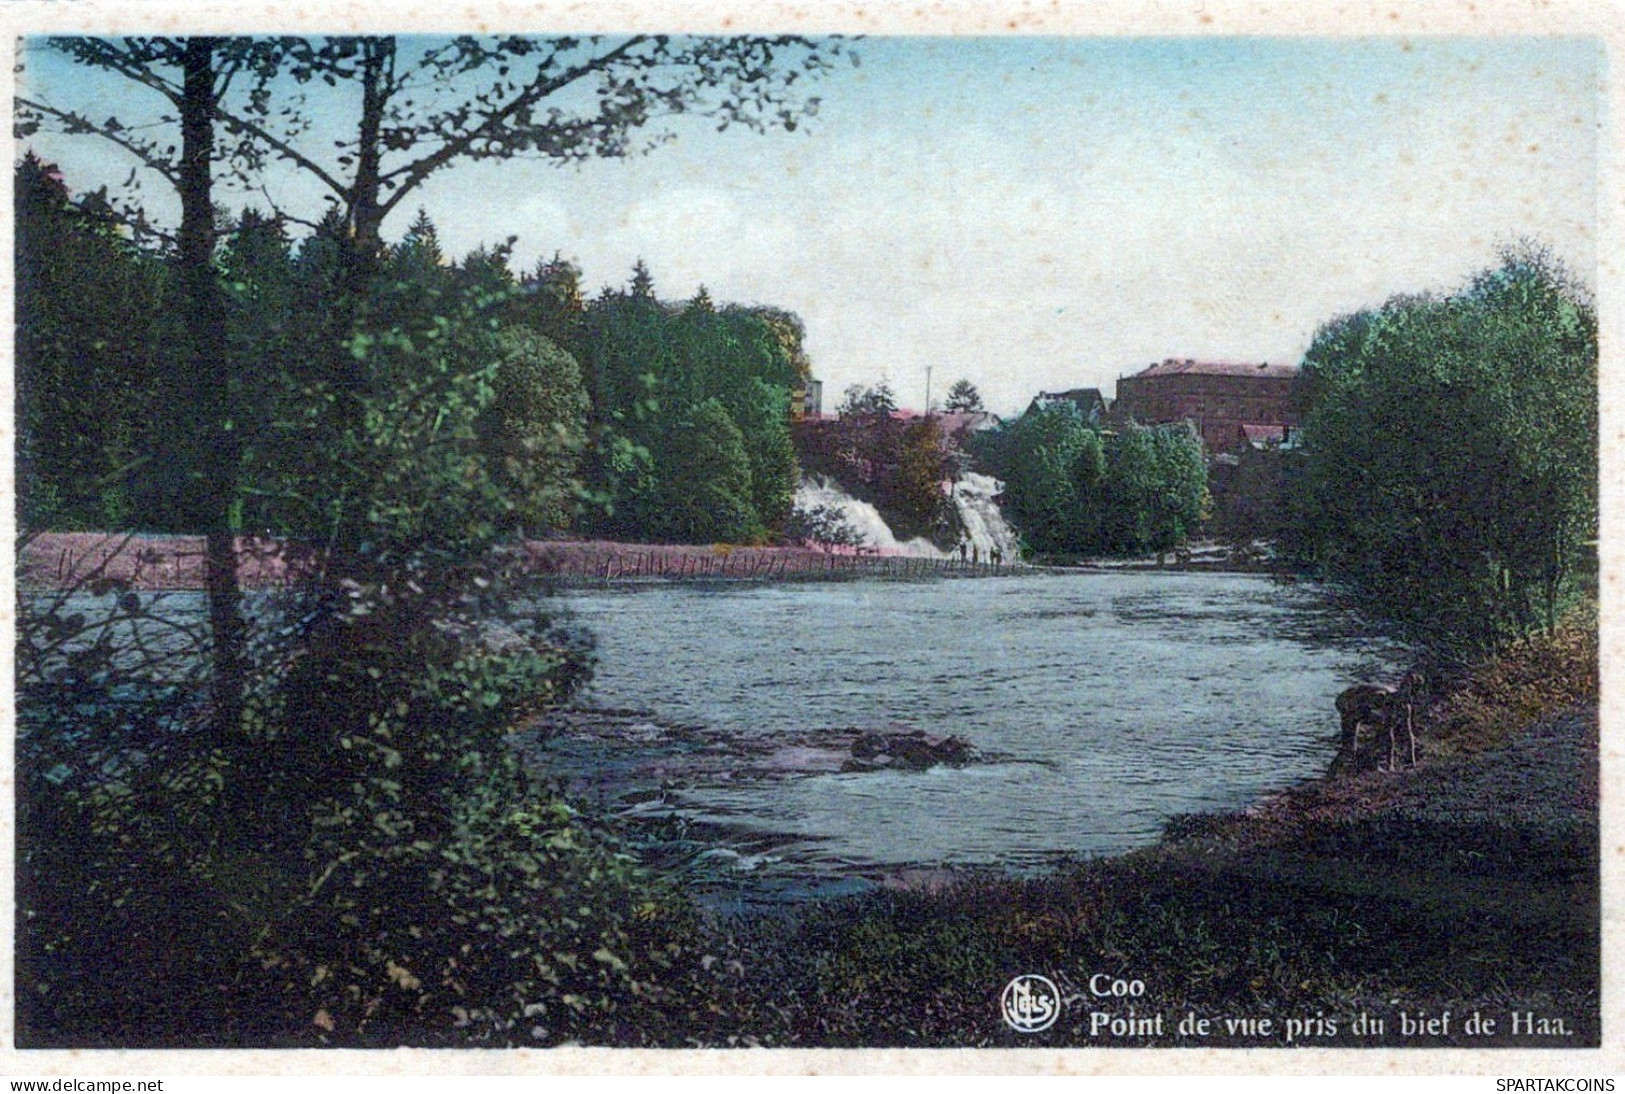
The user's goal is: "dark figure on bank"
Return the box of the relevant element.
[1333,672,1422,775]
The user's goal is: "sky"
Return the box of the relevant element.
[16,34,1601,417]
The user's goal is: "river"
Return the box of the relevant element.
[528,570,1393,903]
[22,568,1392,905]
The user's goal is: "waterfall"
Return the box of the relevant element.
[951,472,1024,561]
[794,475,943,556]
[792,472,1023,561]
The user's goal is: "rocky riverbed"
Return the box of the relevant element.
[516,707,995,903]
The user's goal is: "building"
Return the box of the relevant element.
[1112,359,1299,454]
[1024,387,1108,426]
[792,378,824,420]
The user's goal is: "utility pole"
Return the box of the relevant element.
[925,365,933,417]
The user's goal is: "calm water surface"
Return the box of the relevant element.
[547,571,1387,878]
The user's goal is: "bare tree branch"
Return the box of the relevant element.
[15,96,181,187]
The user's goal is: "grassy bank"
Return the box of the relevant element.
[693,612,1600,1048]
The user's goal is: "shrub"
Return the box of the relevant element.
[1423,604,1598,758]
[1284,245,1597,657]
[478,326,589,535]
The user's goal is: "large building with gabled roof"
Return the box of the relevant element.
[1112,358,1300,453]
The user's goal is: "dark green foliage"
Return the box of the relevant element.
[15,548,722,1045]
[944,378,984,413]
[784,502,865,552]
[1282,246,1597,657]
[974,407,1207,558]
[652,399,759,543]
[570,267,805,543]
[889,417,957,540]
[1098,423,1209,555]
[220,208,302,532]
[971,403,1103,555]
[479,327,589,534]
[14,270,708,1044]
[837,380,898,418]
[398,206,445,270]
[513,253,587,355]
[237,563,688,1044]
[15,32,849,1050]
[13,207,710,1046]
[19,37,846,258]
[14,155,174,529]
[1207,446,1292,544]
[730,378,801,533]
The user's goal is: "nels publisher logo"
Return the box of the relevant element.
[1001,973,1062,1033]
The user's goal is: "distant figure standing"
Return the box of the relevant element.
[958,540,968,564]
[990,547,1003,568]
[972,545,981,566]
[1333,668,1423,774]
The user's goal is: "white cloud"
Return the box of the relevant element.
[405,39,1595,418]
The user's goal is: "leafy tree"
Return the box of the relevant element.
[974,407,1205,558]
[478,326,590,533]
[887,416,956,540]
[629,259,657,300]
[395,206,446,271]
[514,252,587,354]
[655,399,759,543]
[572,270,672,535]
[973,404,1104,556]
[740,305,813,385]
[1099,423,1209,555]
[19,33,844,537]
[944,379,984,413]
[23,36,845,256]
[14,328,688,1043]
[728,378,801,534]
[14,154,172,529]
[838,381,898,419]
[785,502,866,552]
[216,207,310,535]
[1284,245,1597,656]
[570,270,806,542]
[14,31,846,1049]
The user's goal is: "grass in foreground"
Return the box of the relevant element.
[697,613,1600,1047]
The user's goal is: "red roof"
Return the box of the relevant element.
[1130,359,1299,380]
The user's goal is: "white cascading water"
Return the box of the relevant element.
[793,472,1022,560]
[794,475,942,556]
[951,471,1025,562]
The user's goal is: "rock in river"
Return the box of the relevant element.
[846,729,973,772]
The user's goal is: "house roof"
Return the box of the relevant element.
[1240,423,1287,445]
[1026,388,1106,417]
[885,409,997,430]
[1128,359,1299,381]
[1034,387,1106,404]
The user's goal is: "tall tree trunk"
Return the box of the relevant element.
[345,37,394,270]
[180,37,246,738]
